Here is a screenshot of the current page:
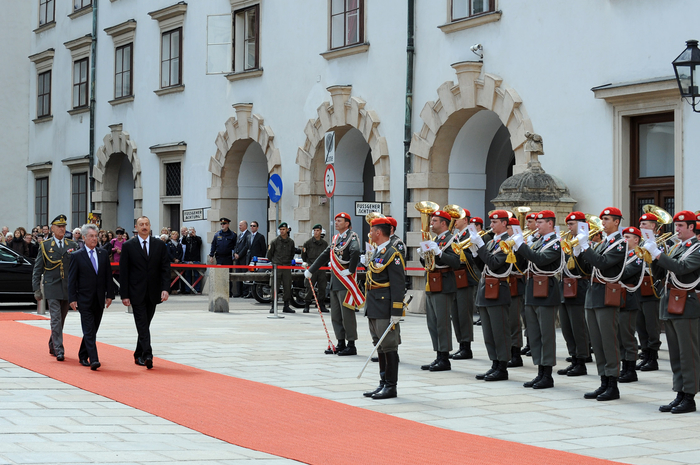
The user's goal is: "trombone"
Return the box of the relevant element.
[415,201,440,271]
[561,214,603,255]
[455,228,493,251]
[635,232,678,263]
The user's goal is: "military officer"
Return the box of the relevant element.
[386,216,406,260]
[557,212,592,377]
[417,210,461,372]
[449,209,479,360]
[636,212,663,371]
[301,224,329,313]
[511,210,565,389]
[506,216,527,368]
[470,210,512,381]
[32,214,78,361]
[617,226,645,384]
[362,217,406,400]
[306,212,362,355]
[643,211,700,414]
[575,207,628,401]
[267,222,296,314]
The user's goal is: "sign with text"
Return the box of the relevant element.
[324,131,335,165]
[183,208,205,222]
[355,202,382,216]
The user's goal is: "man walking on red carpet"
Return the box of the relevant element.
[120,216,170,369]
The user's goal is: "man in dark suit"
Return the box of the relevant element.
[233,220,251,297]
[68,224,115,370]
[248,220,267,261]
[120,216,171,369]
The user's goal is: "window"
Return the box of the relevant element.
[72,173,88,228]
[161,28,182,88]
[72,58,89,108]
[451,0,495,21]
[330,0,363,49]
[37,71,51,118]
[74,0,92,10]
[151,141,186,232]
[234,5,259,71]
[35,177,49,227]
[39,0,55,26]
[115,44,133,98]
[165,162,181,196]
[207,15,232,74]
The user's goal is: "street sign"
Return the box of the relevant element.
[183,208,205,222]
[268,174,283,203]
[324,164,336,198]
[355,202,382,216]
[324,131,335,165]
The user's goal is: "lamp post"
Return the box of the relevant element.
[672,39,700,113]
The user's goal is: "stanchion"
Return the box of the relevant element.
[268,264,283,319]
[37,281,46,315]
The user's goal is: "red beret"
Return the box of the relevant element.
[433,210,452,221]
[565,211,586,222]
[622,226,642,237]
[600,207,623,218]
[639,213,658,223]
[370,217,391,226]
[470,217,483,225]
[525,213,537,220]
[489,210,509,220]
[674,210,696,222]
[385,216,398,228]
[536,210,556,220]
[463,209,471,218]
[508,217,520,226]
[335,212,351,220]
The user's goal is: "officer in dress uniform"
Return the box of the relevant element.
[362,217,406,400]
[470,210,512,381]
[386,216,406,260]
[636,213,663,371]
[643,211,700,414]
[31,214,77,361]
[557,212,591,377]
[267,222,296,314]
[506,216,527,368]
[511,210,565,389]
[306,212,362,355]
[617,227,645,384]
[575,207,628,401]
[449,209,479,360]
[301,224,329,313]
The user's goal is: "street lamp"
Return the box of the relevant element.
[672,39,700,113]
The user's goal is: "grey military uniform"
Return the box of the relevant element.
[451,229,480,345]
[619,251,644,362]
[389,234,407,261]
[302,237,329,304]
[637,237,664,353]
[560,251,592,360]
[267,235,296,303]
[365,242,405,353]
[32,237,78,357]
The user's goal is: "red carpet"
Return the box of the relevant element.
[0,312,48,321]
[0,320,620,465]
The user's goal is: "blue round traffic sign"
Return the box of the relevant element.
[268,174,283,203]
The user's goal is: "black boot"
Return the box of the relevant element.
[597,376,620,401]
[584,376,609,399]
[364,353,386,397]
[282,301,295,313]
[660,391,684,412]
[373,351,398,399]
[421,354,439,370]
[325,340,345,355]
[557,359,576,375]
[484,361,508,381]
[507,346,523,367]
[567,358,588,376]
[429,352,451,371]
[319,303,329,313]
[520,339,530,355]
[635,349,649,370]
[303,303,310,313]
[451,341,473,360]
[619,360,638,383]
[524,365,544,388]
[476,360,497,380]
[640,349,659,371]
[533,366,554,389]
[338,340,357,356]
[672,393,696,414]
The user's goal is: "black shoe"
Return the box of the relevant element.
[373,351,398,399]
[584,376,609,399]
[364,383,385,397]
[319,306,329,313]
[56,354,65,362]
[596,376,620,401]
[635,349,649,370]
[585,354,593,363]
[671,393,696,414]
[338,342,356,356]
[450,342,473,360]
[475,318,482,326]
[521,343,530,355]
[660,392,684,412]
[507,347,523,367]
[90,361,101,371]
[533,366,554,389]
[558,361,575,375]
[303,304,310,313]
[429,353,451,372]
[372,385,397,400]
[421,358,439,370]
[79,359,90,367]
[49,347,55,356]
[567,358,588,377]
[565,356,573,363]
[282,302,295,313]
[640,349,659,371]
[145,357,153,369]
[135,357,146,366]
[324,346,339,354]
[619,360,638,383]
[476,361,498,380]
[484,361,508,381]
[524,365,544,388]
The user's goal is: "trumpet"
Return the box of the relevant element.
[635,232,678,263]
[415,201,440,271]
[455,228,492,250]
[500,229,539,264]
[561,214,603,255]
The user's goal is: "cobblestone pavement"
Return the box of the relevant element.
[3,295,700,465]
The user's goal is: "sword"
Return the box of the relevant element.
[307,277,335,353]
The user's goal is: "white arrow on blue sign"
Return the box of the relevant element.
[268,174,283,203]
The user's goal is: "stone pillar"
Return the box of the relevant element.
[208,267,230,313]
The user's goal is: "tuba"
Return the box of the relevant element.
[415,201,440,271]
[643,204,673,226]
[443,204,466,231]
[561,214,603,255]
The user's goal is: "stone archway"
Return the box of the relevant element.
[207,103,281,241]
[92,123,143,231]
[294,85,391,238]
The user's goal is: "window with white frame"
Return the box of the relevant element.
[451,0,495,21]
[73,58,89,108]
[330,0,363,49]
[104,19,137,102]
[29,49,54,121]
[35,177,49,227]
[149,2,187,93]
[72,172,88,228]
[39,0,55,26]
[207,14,232,74]
[74,0,92,11]
[234,5,259,71]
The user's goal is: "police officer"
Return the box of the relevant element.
[209,218,236,265]
[643,210,700,414]
[636,212,663,371]
[618,226,644,384]
[362,217,405,400]
[450,209,479,360]
[301,224,328,313]
[32,214,77,361]
[267,222,296,313]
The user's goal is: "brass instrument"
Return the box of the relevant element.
[365,211,385,260]
[514,206,532,229]
[455,228,493,251]
[500,228,539,264]
[443,204,466,231]
[642,204,673,225]
[415,201,440,271]
[635,232,678,263]
[561,214,603,255]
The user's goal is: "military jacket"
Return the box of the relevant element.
[301,237,328,264]
[655,236,700,320]
[364,242,406,319]
[420,231,461,294]
[516,232,563,307]
[638,236,665,303]
[31,237,78,300]
[209,228,236,258]
[559,252,592,305]
[389,234,407,260]
[620,250,644,312]
[267,236,296,266]
[475,232,512,307]
[309,229,361,290]
[582,232,628,309]
[454,229,481,287]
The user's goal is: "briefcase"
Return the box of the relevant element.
[667,288,687,315]
[604,282,624,307]
[484,277,499,300]
[428,272,443,293]
[455,268,468,289]
[563,277,577,299]
[532,275,549,298]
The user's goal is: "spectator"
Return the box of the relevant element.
[110,228,127,263]
[98,230,112,258]
[1,226,9,240]
[9,229,28,256]
[166,231,183,294]
[42,225,51,240]
[72,228,85,249]
[107,230,115,242]
[5,232,13,244]
[160,227,170,237]
[159,234,168,241]
[183,227,203,294]
[23,233,38,259]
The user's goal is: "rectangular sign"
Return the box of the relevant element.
[183,208,205,222]
[324,131,335,164]
[355,201,382,216]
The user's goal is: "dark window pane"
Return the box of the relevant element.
[165,162,181,196]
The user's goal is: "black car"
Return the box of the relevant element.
[0,244,36,303]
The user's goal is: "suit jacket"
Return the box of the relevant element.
[234,230,251,262]
[248,231,267,261]
[119,236,170,306]
[68,247,115,310]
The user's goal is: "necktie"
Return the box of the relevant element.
[89,249,98,273]
[58,240,62,249]
[143,239,148,256]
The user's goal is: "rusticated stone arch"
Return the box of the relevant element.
[92,123,142,231]
[294,85,391,239]
[207,103,281,241]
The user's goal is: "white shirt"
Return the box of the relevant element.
[138,235,150,255]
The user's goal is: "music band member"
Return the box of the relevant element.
[636,213,663,371]
[450,209,479,360]
[618,227,645,384]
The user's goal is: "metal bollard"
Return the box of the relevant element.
[268,264,283,319]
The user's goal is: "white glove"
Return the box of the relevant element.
[573,245,582,257]
[360,254,366,266]
[526,235,534,246]
[470,233,485,249]
[512,233,524,250]
[304,269,312,279]
[340,269,351,277]
[428,241,442,256]
[576,232,589,251]
[416,247,425,258]
[643,241,662,259]
[302,262,309,268]
[390,315,402,325]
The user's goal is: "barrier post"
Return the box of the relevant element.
[37,280,46,315]
[208,266,230,313]
[268,264,284,319]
